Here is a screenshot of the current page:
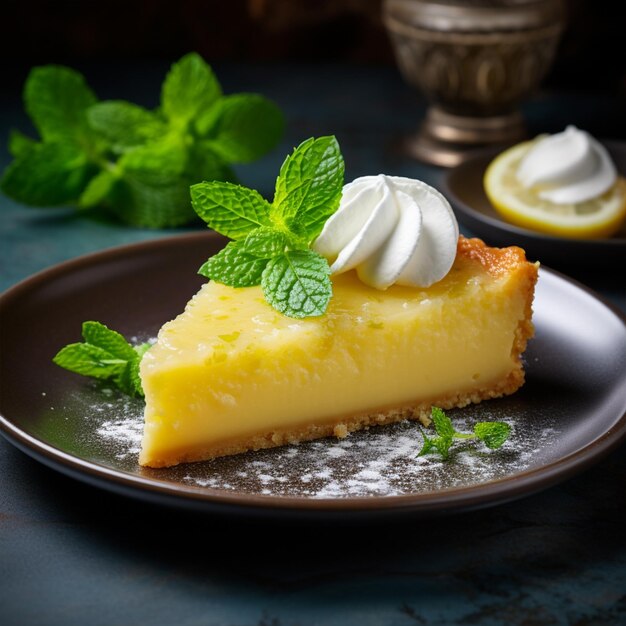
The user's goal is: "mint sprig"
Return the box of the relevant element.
[53,322,149,397]
[419,407,511,459]
[1,53,284,228]
[191,136,344,318]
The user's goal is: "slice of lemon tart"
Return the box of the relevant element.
[139,236,538,468]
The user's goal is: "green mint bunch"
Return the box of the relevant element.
[1,53,284,228]
[191,136,344,319]
[419,407,511,459]
[53,321,150,397]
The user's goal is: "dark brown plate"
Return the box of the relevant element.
[1,232,625,519]
[441,141,626,271]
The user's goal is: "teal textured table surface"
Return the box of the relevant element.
[1,63,626,626]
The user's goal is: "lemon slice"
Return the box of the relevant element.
[484,141,626,239]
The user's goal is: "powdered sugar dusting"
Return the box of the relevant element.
[95,409,144,458]
[53,383,560,498]
[70,391,146,460]
[179,415,557,498]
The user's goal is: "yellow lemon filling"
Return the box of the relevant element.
[139,237,537,468]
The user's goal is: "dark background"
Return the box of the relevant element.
[1,0,624,98]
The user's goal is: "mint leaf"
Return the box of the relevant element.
[187,141,237,185]
[428,407,455,459]
[117,139,186,186]
[418,429,435,456]
[418,434,452,459]
[53,343,127,380]
[418,407,513,460]
[8,130,36,158]
[118,357,144,397]
[87,101,166,152]
[199,241,267,287]
[130,358,144,396]
[191,181,272,239]
[1,142,94,206]
[110,178,193,228]
[271,136,344,240]
[79,170,117,208]
[53,321,146,397]
[474,422,511,449]
[4,56,283,229]
[200,94,284,164]
[161,53,222,126]
[242,227,289,258]
[191,136,343,317]
[24,65,97,143]
[82,321,137,361]
[110,138,192,227]
[433,436,453,459]
[134,342,152,359]
[261,250,332,318]
[431,406,455,439]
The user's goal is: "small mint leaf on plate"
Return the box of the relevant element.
[474,422,511,449]
[81,321,138,361]
[431,406,455,439]
[418,429,435,456]
[433,436,453,459]
[53,343,127,380]
[53,321,146,397]
[117,358,144,397]
[418,429,453,460]
[418,407,513,460]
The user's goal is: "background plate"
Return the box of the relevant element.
[441,141,626,271]
[1,233,625,519]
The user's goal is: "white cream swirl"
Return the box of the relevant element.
[517,126,617,204]
[313,175,459,290]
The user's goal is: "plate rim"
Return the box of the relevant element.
[441,139,626,248]
[1,232,626,515]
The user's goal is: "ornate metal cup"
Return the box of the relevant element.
[383,0,566,166]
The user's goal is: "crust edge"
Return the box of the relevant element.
[141,368,526,468]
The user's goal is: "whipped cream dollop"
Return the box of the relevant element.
[313,175,459,290]
[517,126,617,204]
